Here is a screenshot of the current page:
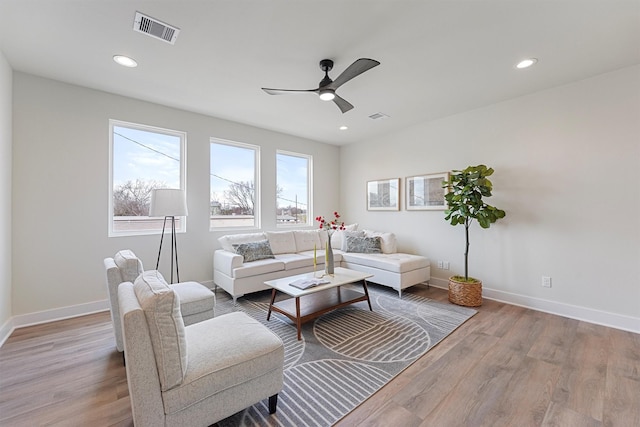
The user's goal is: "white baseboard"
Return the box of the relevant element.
[0,281,219,348]
[0,317,14,348]
[2,279,636,347]
[429,277,640,334]
[0,299,111,348]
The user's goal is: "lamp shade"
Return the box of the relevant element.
[149,189,188,217]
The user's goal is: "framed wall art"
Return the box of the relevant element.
[405,172,449,210]
[367,178,400,211]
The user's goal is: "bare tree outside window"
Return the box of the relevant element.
[109,121,185,236]
[210,139,259,229]
[224,180,254,215]
[113,179,166,216]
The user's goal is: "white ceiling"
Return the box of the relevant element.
[1,1,639,145]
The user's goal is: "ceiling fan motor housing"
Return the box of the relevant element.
[319,59,334,72]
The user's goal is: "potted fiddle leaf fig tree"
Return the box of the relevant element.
[444,164,506,306]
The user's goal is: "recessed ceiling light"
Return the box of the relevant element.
[113,55,138,68]
[515,58,537,69]
[339,126,348,131]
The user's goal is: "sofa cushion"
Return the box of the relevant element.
[133,270,188,392]
[218,232,267,253]
[233,258,285,279]
[232,240,275,262]
[293,230,322,252]
[162,311,284,415]
[275,253,314,270]
[345,236,382,254]
[330,223,358,249]
[265,231,297,254]
[362,230,398,254]
[114,249,143,282]
[341,252,429,274]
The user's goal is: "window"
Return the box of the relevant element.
[109,120,186,236]
[210,138,259,229]
[276,151,311,227]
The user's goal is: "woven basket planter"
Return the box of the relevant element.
[448,277,482,307]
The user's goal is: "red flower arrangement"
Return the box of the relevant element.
[315,211,346,231]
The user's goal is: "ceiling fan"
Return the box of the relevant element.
[261,58,380,113]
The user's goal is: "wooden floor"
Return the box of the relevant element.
[1,286,638,427]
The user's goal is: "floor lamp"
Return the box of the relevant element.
[149,189,188,284]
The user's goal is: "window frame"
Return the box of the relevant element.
[276,150,312,228]
[209,137,261,231]
[108,119,187,237]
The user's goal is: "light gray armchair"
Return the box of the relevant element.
[118,271,284,426]
[104,249,215,352]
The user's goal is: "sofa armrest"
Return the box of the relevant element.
[214,249,244,276]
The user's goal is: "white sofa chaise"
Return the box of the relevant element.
[213,227,430,301]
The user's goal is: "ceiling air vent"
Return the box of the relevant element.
[133,12,180,45]
[368,112,390,120]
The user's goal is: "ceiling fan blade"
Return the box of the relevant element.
[262,88,318,95]
[328,58,380,90]
[333,94,354,113]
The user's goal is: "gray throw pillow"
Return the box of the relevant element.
[345,236,382,254]
[340,230,365,251]
[232,240,275,262]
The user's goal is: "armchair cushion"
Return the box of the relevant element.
[134,270,188,391]
[114,249,143,282]
[162,311,284,415]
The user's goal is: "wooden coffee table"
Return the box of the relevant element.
[265,267,374,340]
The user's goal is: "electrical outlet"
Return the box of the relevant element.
[542,276,552,288]
[443,261,450,270]
[437,261,443,269]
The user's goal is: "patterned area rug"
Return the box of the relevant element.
[216,283,476,427]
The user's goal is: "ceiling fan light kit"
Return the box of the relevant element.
[319,89,335,101]
[261,58,380,113]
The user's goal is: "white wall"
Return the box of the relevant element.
[341,65,640,331]
[0,51,12,338]
[11,73,339,318]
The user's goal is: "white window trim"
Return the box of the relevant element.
[108,119,187,237]
[210,137,261,231]
[276,149,313,228]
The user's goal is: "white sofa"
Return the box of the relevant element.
[213,227,430,301]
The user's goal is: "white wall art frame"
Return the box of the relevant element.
[367,178,400,211]
[406,172,449,210]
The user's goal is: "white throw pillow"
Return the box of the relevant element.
[133,270,187,392]
[331,223,359,249]
[265,231,297,254]
[218,232,266,252]
[363,229,398,254]
[293,230,322,252]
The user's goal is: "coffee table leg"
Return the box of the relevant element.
[295,297,302,340]
[267,288,277,321]
[363,280,373,311]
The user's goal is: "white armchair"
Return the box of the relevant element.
[118,271,284,426]
[104,249,215,352]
